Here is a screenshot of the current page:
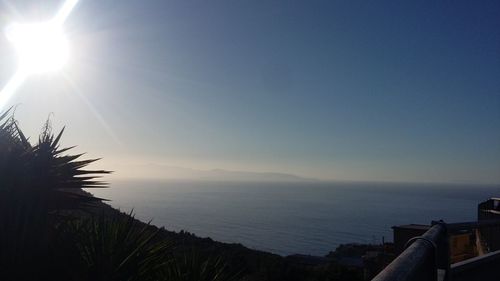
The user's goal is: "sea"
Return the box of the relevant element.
[88,180,500,256]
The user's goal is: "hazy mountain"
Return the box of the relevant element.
[111,164,314,182]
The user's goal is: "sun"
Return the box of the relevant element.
[6,22,69,75]
[0,0,78,110]
[4,0,78,75]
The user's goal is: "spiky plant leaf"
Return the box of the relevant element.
[160,249,243,281]
[59,211,173,281]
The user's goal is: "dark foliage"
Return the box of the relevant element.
[0,108,110,210]
[160,249,242,281]
[58,211,172,281]
[0,109,110,280]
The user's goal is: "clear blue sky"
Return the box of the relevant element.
[1,0,499,183]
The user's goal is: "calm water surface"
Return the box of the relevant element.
[89,180,500,256]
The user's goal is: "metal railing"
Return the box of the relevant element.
[371,219,500,281]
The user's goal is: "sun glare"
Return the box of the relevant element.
[0,0,78,110]
[6,22,69,75]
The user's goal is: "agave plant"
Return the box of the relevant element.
[0,109,110,211]
[0,108,110,280]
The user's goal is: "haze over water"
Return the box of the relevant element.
[91,180,500,256]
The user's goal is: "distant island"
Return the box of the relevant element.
[109,163,316,182]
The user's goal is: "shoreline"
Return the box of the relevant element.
[87,197,387,281]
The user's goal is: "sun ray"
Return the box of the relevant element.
[0,71,26,111]
[53,0,79,25]
[62,73,123,147]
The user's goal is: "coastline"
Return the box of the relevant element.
[85,195,383,281]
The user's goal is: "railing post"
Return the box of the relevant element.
[432,220,451,281]
[372,224,446,281]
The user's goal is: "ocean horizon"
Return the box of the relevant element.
[89,180,500,256]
